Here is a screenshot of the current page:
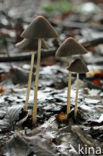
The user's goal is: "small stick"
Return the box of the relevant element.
[74,73,79,118]
[0,49,56,62]
[67,55,72,115]
[32,38,41,124]
[24,51,35,111]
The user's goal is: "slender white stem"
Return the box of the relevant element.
[74,73,79,119]
[24,51,35,111]
[67,55,72,115]
[32,38,41,124]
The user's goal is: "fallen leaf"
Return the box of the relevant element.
[0,86,4,94]
[0,74,6,81]
[92,79,101,86]
[58,112,67,122]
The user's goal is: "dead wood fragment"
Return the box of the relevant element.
[0,49,56,62]
[71,125,95,146]
[62,21,103,31]
[82,38,103,48]
[83,79,103,91]
[0,37,103,62]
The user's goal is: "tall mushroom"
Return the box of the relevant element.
[68,58,88,118]
[21,16,59,124]
[56,37,88,116]
[16,38,48,111]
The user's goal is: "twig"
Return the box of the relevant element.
[0,37,103,62]
[73,74,103,91]
[0,49,56,62]
[62,21,103,31]
[82,38,103,47]
[83,79,103,91]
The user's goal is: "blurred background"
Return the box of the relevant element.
[1,0,103,18]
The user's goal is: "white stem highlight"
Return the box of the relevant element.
[24,51,35,111]
[74,73,79,118]
[67,55,72,115]
[32,38,41,124]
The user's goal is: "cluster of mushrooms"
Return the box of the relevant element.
[16,16,89,125]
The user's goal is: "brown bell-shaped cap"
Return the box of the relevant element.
[21,16,59,39]
[67,59,89,73]
[56,37,88,57]
[16,38,48,51]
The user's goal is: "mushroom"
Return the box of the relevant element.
[68,58,89,118]
[16,38,48,52]
[16,38,48,111]
[56,37,88,116]
[21,16,59,124]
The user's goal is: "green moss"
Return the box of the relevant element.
[43,4,55,13]
[43,0,71,13]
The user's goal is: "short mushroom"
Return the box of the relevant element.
[16,38,48,52]
[16,38,48,111]
[21,16,59,124]
[68,58,89,118]
[56,37,88,116]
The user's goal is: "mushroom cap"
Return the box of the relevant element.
[16,38,48,51]
[21,16,59,39]
[56,37,88,57]
[67,59,89,73]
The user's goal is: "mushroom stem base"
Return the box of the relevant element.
[24,51,35,111]
[32,39,41,124]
